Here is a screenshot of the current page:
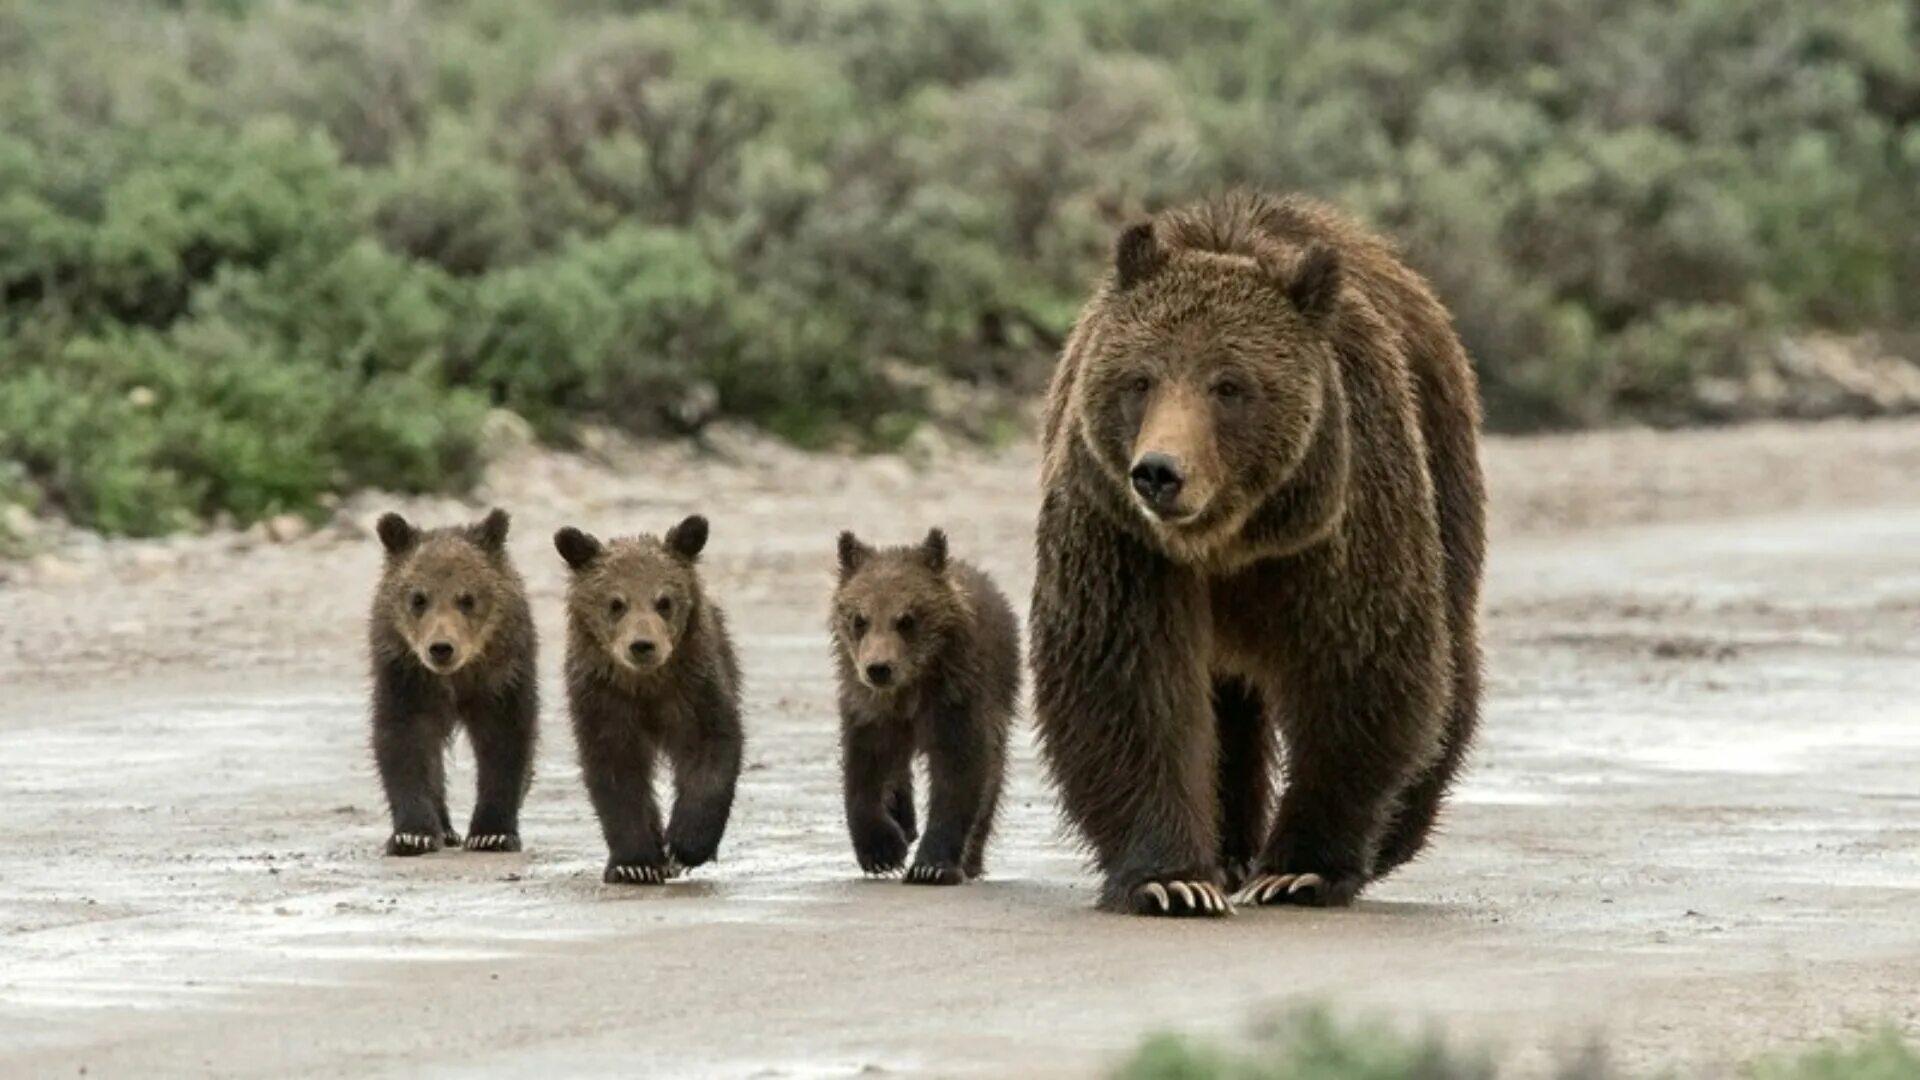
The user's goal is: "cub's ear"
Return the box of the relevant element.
[665,514,709,562]
[1286,243,1342,321]
[837,531,873,581]
[376,513,418,557]
[470,508,511,554]
[920,527,949,575]
[554,526,603,571]
[1113,221,1164,291]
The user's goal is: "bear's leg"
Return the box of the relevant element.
[582,737,669,885]
[462,677,536,852]
[844,720,914,876]
[429,749,460,848]
[907,703,995,886]
[1030,498,1227,916]
[1239,661,1443,909]
[663,702,743,873]
[1213,677,1271,892]
[372,667,450,857]
[1374,635,1480,875]
[961,762,1004,881]
[886,760,918,845]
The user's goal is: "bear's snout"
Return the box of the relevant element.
[864,661,894,687]
[1129,452,1187,514]
[427,641,456,667]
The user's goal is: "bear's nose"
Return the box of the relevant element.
[865,662,894,687]
[629,640,657,661]
[427,641,455,665]
[1129,452,1185,509]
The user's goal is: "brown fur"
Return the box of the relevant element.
[557,516,744,885]
[368,509,538,856]
[1031,191,1486,915]
[832,529,1020,885]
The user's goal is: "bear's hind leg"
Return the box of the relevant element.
[1374,636,1480,876]
[886,760,918,845]
[1213,677,1272,892]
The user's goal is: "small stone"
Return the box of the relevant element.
[28,554,89,585]
[264,514,309,544]
[2,504,38,539]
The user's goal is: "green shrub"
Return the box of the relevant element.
[2,0,1917,533]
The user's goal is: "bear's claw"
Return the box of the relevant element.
[1129,879,1230,917]
[386,832,440,857]
[463,833,522,853]
[1231,871,1361,908]
[604,863,668,885]
[903,862,965,886]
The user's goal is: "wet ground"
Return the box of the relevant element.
[2,419,1918,1078]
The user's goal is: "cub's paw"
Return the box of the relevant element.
[442,831,463,848]
[1221,858,1256,894]
[1231,871,1365,908]
[903,861,965,886]
[385,831,442,857]
[853,821,910,877]
[603,862,670,886]
[463,833,522,853]
[1127,878,1232,918]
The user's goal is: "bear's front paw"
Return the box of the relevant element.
[1231,870,1366,908]
[463,833,522,853]
[603,861,670,886]
[386,831,442,857]
[1127,877,1231,917]
[903,861,965,886]
[442,830,463,848]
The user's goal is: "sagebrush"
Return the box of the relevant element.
[3,0,1917,533]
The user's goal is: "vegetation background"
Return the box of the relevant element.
[3,0,1918,536]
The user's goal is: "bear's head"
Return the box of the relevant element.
[1076,214,1344,564]
[556,515,709,676]
[375,509,515,676]
[833,528,966,695]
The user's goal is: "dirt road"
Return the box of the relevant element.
[2,420,1918,1078]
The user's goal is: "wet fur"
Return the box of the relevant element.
[558,517,744,885]
[832,530,1020,884]
[1032,192,1486,914]
[368,509,538,856]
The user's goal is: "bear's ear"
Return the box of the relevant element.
[665,514,709,562]
[470,508,511,554]
[1113,221,1164,291]
[837,531,873,581]
[1287,243,1342,321]
[376,513,418,557]
[920,528,949,575]
[554,526,603,571]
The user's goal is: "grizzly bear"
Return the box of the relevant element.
[369,509,538,856]
[832,529,1019,885]
[1030,191,1486,916]
[556,516,744,885]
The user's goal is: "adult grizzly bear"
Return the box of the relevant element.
[1030,192,1485,917]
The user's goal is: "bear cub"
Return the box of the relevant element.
[369,508,538,856]
[557,515,744,885]
[832,529,1020,885]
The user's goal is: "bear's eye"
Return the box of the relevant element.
[896,612,916,634]
[1213,379,1245,400]
[609,597,628,617]
[455,593,477,614]
[408,590,428,615]
[1127,374,1151,395]
[851,614,869,636]
[654,595,673,616]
